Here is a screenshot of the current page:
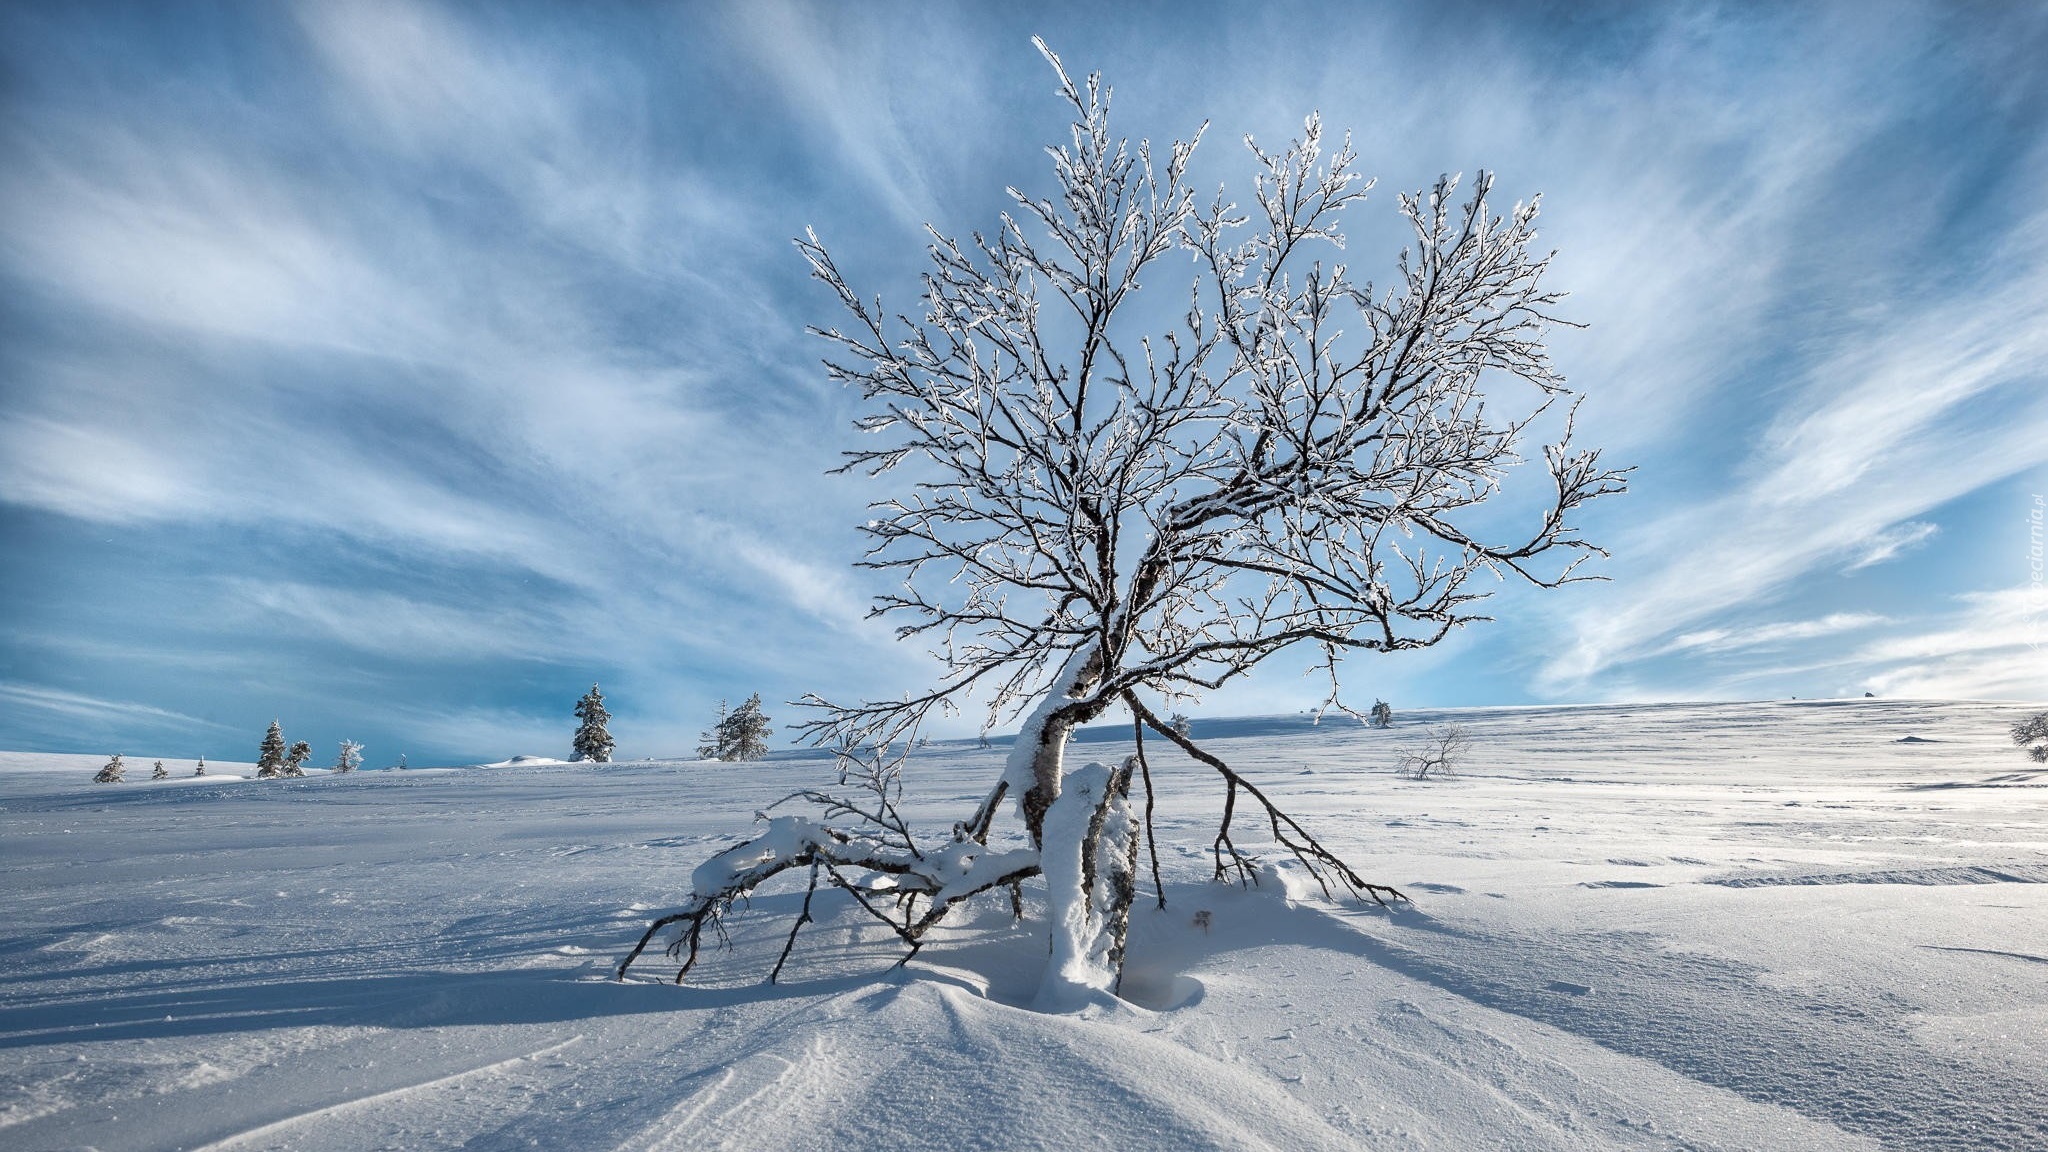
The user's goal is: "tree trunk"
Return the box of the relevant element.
[1034,757,1139,1009]
[1001,643,1105,847]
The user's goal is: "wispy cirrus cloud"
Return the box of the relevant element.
[1668,614,1890,657]
[0,682,233,734]
[1846,522,1939,573]
[1542,191,2048,693]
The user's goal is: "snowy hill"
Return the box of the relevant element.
[1,699,2042,1149]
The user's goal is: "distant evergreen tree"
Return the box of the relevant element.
[151,760,168,780]
[572,684,614,763]
[721,693,774,762]
[697,699,728,759]
[1168,712,1192,738]
[194,755,207,777]
[256,721,288,778]
[94,753,125,784]
[1369,700,1394,729]
[333,739,363,774]
[284,740,311,777]
[2016,712,2048,764]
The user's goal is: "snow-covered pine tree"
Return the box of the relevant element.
[696,699,727,760]
[151,760,168,780]
[719,693,773,761]
[94,754,125,783]
[573,684,614,763]
[1369,700,1394,729]
[256,721,287,778]
[194,755,206,777]
[284,740,311,777]
[333,740,363,773]
[2015,712,2048,763]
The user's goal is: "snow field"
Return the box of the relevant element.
[0,699,2042,1149]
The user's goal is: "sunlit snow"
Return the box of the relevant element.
[2,700,2043,1150]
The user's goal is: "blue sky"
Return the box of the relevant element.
[2,1,2044,764]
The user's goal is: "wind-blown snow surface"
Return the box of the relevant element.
[2,700,2043,1150]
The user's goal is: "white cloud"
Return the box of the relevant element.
[720,0,957,233]
[0,682,232,733]
[1668,613,1888,656]
[1845,522,1939,572]
[226,579,565,662]
[1542,199,2048,692]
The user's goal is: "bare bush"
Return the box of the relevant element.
[1397,725,1471,780]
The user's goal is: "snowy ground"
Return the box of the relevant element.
[2,699,2043,1150]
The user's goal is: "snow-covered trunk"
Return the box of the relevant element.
[1034,758,1140,1010]
[986,642,1144,1006]
[998,642,1103,848]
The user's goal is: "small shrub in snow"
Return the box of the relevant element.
[151,760,168,780]
[94,754,125,784]
[1398,725,1470,780]
[2015,712,2048,764]
[255,721,287,778]
[284,741,311,777]
[193,756,206,777]
[333,739,363,774]
[573,684,614,763]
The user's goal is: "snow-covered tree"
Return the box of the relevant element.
[2015,712,2048,763]
[193,755,206,777]
[94,754,125,784]
[255,721,287,778]
[573,685,614,763]
[696,695,774,760]
[624,43,1626,1003]
[151,760,168,780]
[333,740,363,774]
[284,740,311,777]
[726,694,774,761]
[1369,700,1393,729]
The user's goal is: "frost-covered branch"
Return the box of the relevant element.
[617,743,1040,984]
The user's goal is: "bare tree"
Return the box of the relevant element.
[1396,725,1470,780]
[695,699,726,760]
[623,42,1626,1003]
